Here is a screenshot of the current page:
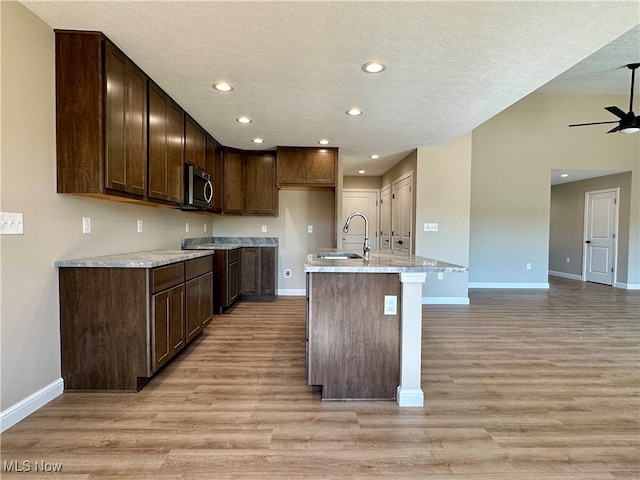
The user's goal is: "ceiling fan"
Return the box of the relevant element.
[569,62,640,134]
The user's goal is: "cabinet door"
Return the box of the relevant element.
[241,247,260,295]
[223,149,244,215]
[228,256,241,304]
[185,278,202,342]
[152,284,184,371]
[260,247,276,295]
[185,115,206,170]
[206,134,223,213]
[245,152,278,215]
[200,272,213,326]
[277,147,304,185]
[148,82,184,204]
[104,42,147,196]
[305,149,336,185]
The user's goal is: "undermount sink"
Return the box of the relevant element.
[317,252,362,260]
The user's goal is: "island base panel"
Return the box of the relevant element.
[307,272,401,400]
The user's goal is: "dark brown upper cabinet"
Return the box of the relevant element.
[148,81,185,205]
[223,148,245,215]
[245,151,278,216]
[205,134,224,214]
[277,147,337,187]
[56,31,148,199]
[184,115,206,171]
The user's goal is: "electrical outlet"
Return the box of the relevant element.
[437,272,444,280]
[384,295,397,315]
[565,257,570,264]
[185,222,190,233]
[284,269,292,278]
[82,216,91,234]
[262,225,267,233]
[204,224,207,233]
[526,263,532,270]
[137,220,143,233]
[307,225,313,233]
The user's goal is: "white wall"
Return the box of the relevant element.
[470,93,639,288]
[415,133,471,302]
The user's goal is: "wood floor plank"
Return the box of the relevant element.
[1,278,638,479]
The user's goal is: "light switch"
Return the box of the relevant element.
[82,216,91,234]
[307,225,313,233]
[424,223,438,232]
[137,220,143,233]
[1,212,24,235]
[262,225,267,233]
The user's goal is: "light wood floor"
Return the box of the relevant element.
[2,277,638,479]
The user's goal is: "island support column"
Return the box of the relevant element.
[397,271,427,407]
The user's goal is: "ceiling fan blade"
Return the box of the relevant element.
[607,125,621,133]
[568,121,620,127]
[605,106,627,119]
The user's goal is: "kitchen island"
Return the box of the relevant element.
[304,249,467,406]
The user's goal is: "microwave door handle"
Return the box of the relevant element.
[204,180,213,203]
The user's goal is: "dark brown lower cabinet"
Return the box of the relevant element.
[58,255,213,391]
[241,247,277,299]
[213,249,241,313]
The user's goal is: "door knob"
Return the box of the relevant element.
[585,240,591,244]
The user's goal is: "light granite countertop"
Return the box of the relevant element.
[55,250,214,268]
[304,249,468,273]
[182,236,279,251]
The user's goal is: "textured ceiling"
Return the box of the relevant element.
[21,1,640,176]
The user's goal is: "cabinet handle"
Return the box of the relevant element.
[204,180,213,203]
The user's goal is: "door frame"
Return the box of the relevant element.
[582,187,619,285]
[391,171,413,254]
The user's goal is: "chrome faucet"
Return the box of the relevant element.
[343,212,370,260]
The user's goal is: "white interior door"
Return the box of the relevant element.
[380,185,391,250]
[342,189,379,251]
[392,173,412,254]
[584,188,618,285]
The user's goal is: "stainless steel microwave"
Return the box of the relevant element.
[183,164,213,210]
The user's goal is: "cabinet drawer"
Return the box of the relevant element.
[228,248,241,264]
[186,255,213,281]
[151,263,185,293]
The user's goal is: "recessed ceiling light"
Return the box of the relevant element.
[370,154,379,159]
[236,116,252,124]
[362,61,386,74]
[358,169,366,174]
[346,108,363,116]
[318,139,331,145]
[560,173,569,178]
[213,82,234,92]
[252,138,264,144]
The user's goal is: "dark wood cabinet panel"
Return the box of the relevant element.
[241,247,277,300]
[307,272,400,400]
[148,81,184,204]
[245,152,278,216]
[104,42,148,196]
[276,147,305,184]
[305,148,336,185]
[241,248,260,295]
[59,267,149,391]
[152,284,185,371]
[223,148,245,215]
[205,134,224,214]
[185,115,206,171]
[212,249,242,313]
[276,147,337,187]
[186,256,214,340]
[56,31,148,199]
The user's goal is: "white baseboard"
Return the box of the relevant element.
[422,297,470,305]
[615,282,640,290]
[549,270,582,281]
[468,282,550,289]
[1,378,64,433]
[277,289,306,296]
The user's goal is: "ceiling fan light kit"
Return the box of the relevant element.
[569,63,640,134]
